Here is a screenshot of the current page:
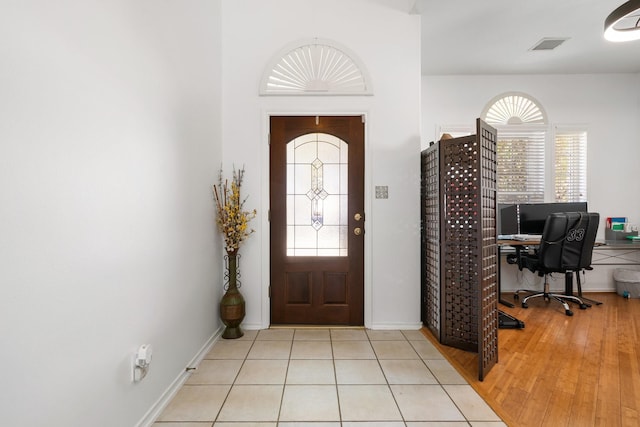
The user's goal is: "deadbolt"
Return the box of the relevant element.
[354,227,362,236]
[354,213,363,221]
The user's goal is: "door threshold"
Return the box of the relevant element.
[269,325,365,329]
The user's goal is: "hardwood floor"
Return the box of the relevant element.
[423,292,640,427]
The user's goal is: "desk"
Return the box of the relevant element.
[498,239,640,308]
[593,240,640,266]
[497,239,539,308]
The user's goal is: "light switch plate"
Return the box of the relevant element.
[375,186,388,199]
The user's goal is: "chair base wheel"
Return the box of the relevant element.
[522,302,528,308]
[579,303,588,310]
[514,294,519,301]
[565,309,574,316]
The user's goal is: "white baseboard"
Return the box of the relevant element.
[240,322,267,330]
[368,321,423,330]
[135,326,224,427]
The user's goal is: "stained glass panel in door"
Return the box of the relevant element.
[286,133,348,256]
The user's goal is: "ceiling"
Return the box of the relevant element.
[415,0,640,75]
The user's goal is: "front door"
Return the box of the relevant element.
[270,115,365,325]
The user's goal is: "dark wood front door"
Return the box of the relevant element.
[270,115,365,325]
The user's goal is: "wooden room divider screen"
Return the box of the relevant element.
[420,118,499,381]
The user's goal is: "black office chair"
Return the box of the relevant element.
[514,212,600,316]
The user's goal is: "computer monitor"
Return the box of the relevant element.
[518,202,588,234]
[498,204,519,235]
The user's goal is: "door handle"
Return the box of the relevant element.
[354,227,362,236]
[354,212,363,221]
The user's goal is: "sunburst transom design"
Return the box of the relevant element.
[482,93,547,125]
[261,39,372,95]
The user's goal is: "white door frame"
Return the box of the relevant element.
[259,110,373,328]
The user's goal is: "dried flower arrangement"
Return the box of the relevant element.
[212,167,257,254]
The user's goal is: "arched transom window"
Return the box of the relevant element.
[483,93,547,125]
[260,39,373,96]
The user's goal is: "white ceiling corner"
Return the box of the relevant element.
[417,0,640,75]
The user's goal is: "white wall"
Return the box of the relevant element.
[0,1,223,426]
[221,0,423,329]
[422,74,640,291]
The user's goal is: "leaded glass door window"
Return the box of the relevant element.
[286,133,348,256]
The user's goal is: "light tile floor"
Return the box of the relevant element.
[154,328,506,427]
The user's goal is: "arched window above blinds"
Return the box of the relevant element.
[480,93,586,204]
[260,39,373,96]
[482,93,548,204]
[481,92,547,125]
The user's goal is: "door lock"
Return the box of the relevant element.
[354,213,363,221]
[354,227,362,236]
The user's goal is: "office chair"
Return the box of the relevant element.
[513,212,600,316]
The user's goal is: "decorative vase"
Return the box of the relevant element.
[220,250,245,339]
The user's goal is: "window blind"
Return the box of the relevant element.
[496,129,546,204]
[435,125,472,141]
[554,129,587,202]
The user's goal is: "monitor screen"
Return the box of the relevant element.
[518,202,588,234]
[498,204,519,235]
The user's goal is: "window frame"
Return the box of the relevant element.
[552,125,588,203]
[435,93,588,205]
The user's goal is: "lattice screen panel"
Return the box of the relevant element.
[421,119,498,381]
[440,134,481,352]
[421,145,440,339]
[477,119,498,381]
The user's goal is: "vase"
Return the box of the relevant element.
[220,250,245,339]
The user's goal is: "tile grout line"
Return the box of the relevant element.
[330,329,344,424]
[214,331,261,425]
[372,332,408,426]
[274,332,292,424]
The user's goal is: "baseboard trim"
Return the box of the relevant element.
[135,325,224,427]
[368,321,423,330]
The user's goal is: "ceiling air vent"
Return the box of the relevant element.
[529,37,569,51]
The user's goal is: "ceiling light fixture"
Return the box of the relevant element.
[604,0,640,42]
